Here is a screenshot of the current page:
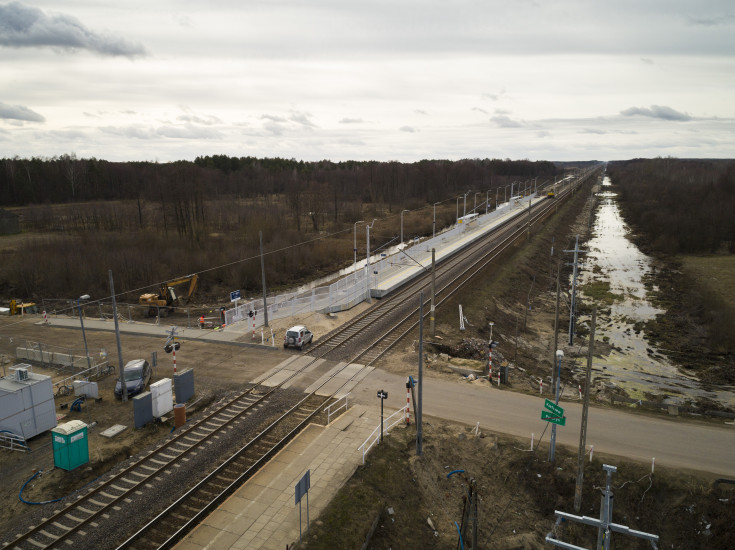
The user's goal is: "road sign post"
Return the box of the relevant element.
[377,389,388,443]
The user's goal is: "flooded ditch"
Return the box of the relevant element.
[577,176,735,408]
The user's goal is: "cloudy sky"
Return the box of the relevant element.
[1,0,733,163]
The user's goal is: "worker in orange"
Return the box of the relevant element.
[199,315,205,329]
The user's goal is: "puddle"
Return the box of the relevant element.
[576,176,735,407]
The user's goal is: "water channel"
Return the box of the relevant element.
[578,176,735,407]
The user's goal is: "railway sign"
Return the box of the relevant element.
[377,390,388,399]
[541,410,566,426]
[544,399,564,418]
[230,289,241,303]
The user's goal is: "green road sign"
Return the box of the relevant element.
[544,399,564,417]
[541,410,566,426]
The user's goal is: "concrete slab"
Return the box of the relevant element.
[100,424,127,438]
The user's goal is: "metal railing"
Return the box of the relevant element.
[358,407,406,465]
[325,393,350,424]
[0,430,30,452]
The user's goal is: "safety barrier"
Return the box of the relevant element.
[325,393,350,424]
[358,407,406,465]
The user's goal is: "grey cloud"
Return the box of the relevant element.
[414,110,428,115]
[101,124,222,140]
[472,107,488,114]
[156,124,223,139]
[399,126,417,133]
[687,15,735,26]
[640,57,654,64]
[263,121,285,136]
[101,126,155,139]
[0,100,45,122]
[620,105,691,121]
[0,2,147,57]
[176,114,222,125]
[261,114,287,123]
[580,128,607,134]
[339,118,365,124]
[537,131,550,138]
[289,111,316,128]
[491,115,523,128]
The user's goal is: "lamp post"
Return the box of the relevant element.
[495,188,499,208]
[353,220,364,281]
[486,190,489,214]
[400,210,409,245]
[433,202,440,239]
[463,190,471,218]
[549,349,564,463]
[474,192,481,214]
[366,219,376,303]
[456,196,461,223]
[77,294,92,370]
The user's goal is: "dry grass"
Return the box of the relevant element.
[680,255,735,314]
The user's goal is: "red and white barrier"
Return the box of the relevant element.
[578,384,582,399]
[405,379,411,425]
[539,379,543,394]
[173,345,177,374]
[43,310,48,325]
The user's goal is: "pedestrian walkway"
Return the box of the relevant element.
[173,403,385,550]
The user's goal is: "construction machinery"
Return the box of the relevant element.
[139,274,199,317]
[9,299,38,315]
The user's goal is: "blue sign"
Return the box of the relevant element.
[230,289,241,302]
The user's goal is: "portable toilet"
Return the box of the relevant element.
[51,420,89,471]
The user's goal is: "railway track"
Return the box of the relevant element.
[2,168,599,550]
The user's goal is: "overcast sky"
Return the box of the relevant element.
[1,0,733,163]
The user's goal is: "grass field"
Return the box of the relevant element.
[679,254,735,315]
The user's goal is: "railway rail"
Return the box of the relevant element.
[2,167,599,550]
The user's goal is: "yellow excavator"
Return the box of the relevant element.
[139,274,199,317]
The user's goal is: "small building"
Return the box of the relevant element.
[0,209,20,235]
[0,365,57,439]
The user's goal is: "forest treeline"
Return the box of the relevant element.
[0,156,565,303]
[1,155,557,207]
[607,158,735,254]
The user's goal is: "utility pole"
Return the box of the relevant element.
[552,263,561,390]
[575,308,596,513]
[259,230,269,327]
[549,349,563,462]
[365,219,376,303]
[565,235,586,345]
[526,197,532,239]
[109,270,127,401]
[416,292,423,456]
[430,249,436,337]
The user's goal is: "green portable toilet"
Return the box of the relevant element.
[51,420,89,471]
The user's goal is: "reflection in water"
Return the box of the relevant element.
[578,177,734,406]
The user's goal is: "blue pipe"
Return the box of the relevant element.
[454,521,464,550]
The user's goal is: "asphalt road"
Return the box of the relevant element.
[350,368,735,478]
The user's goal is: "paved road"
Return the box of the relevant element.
[350,369,735,477]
